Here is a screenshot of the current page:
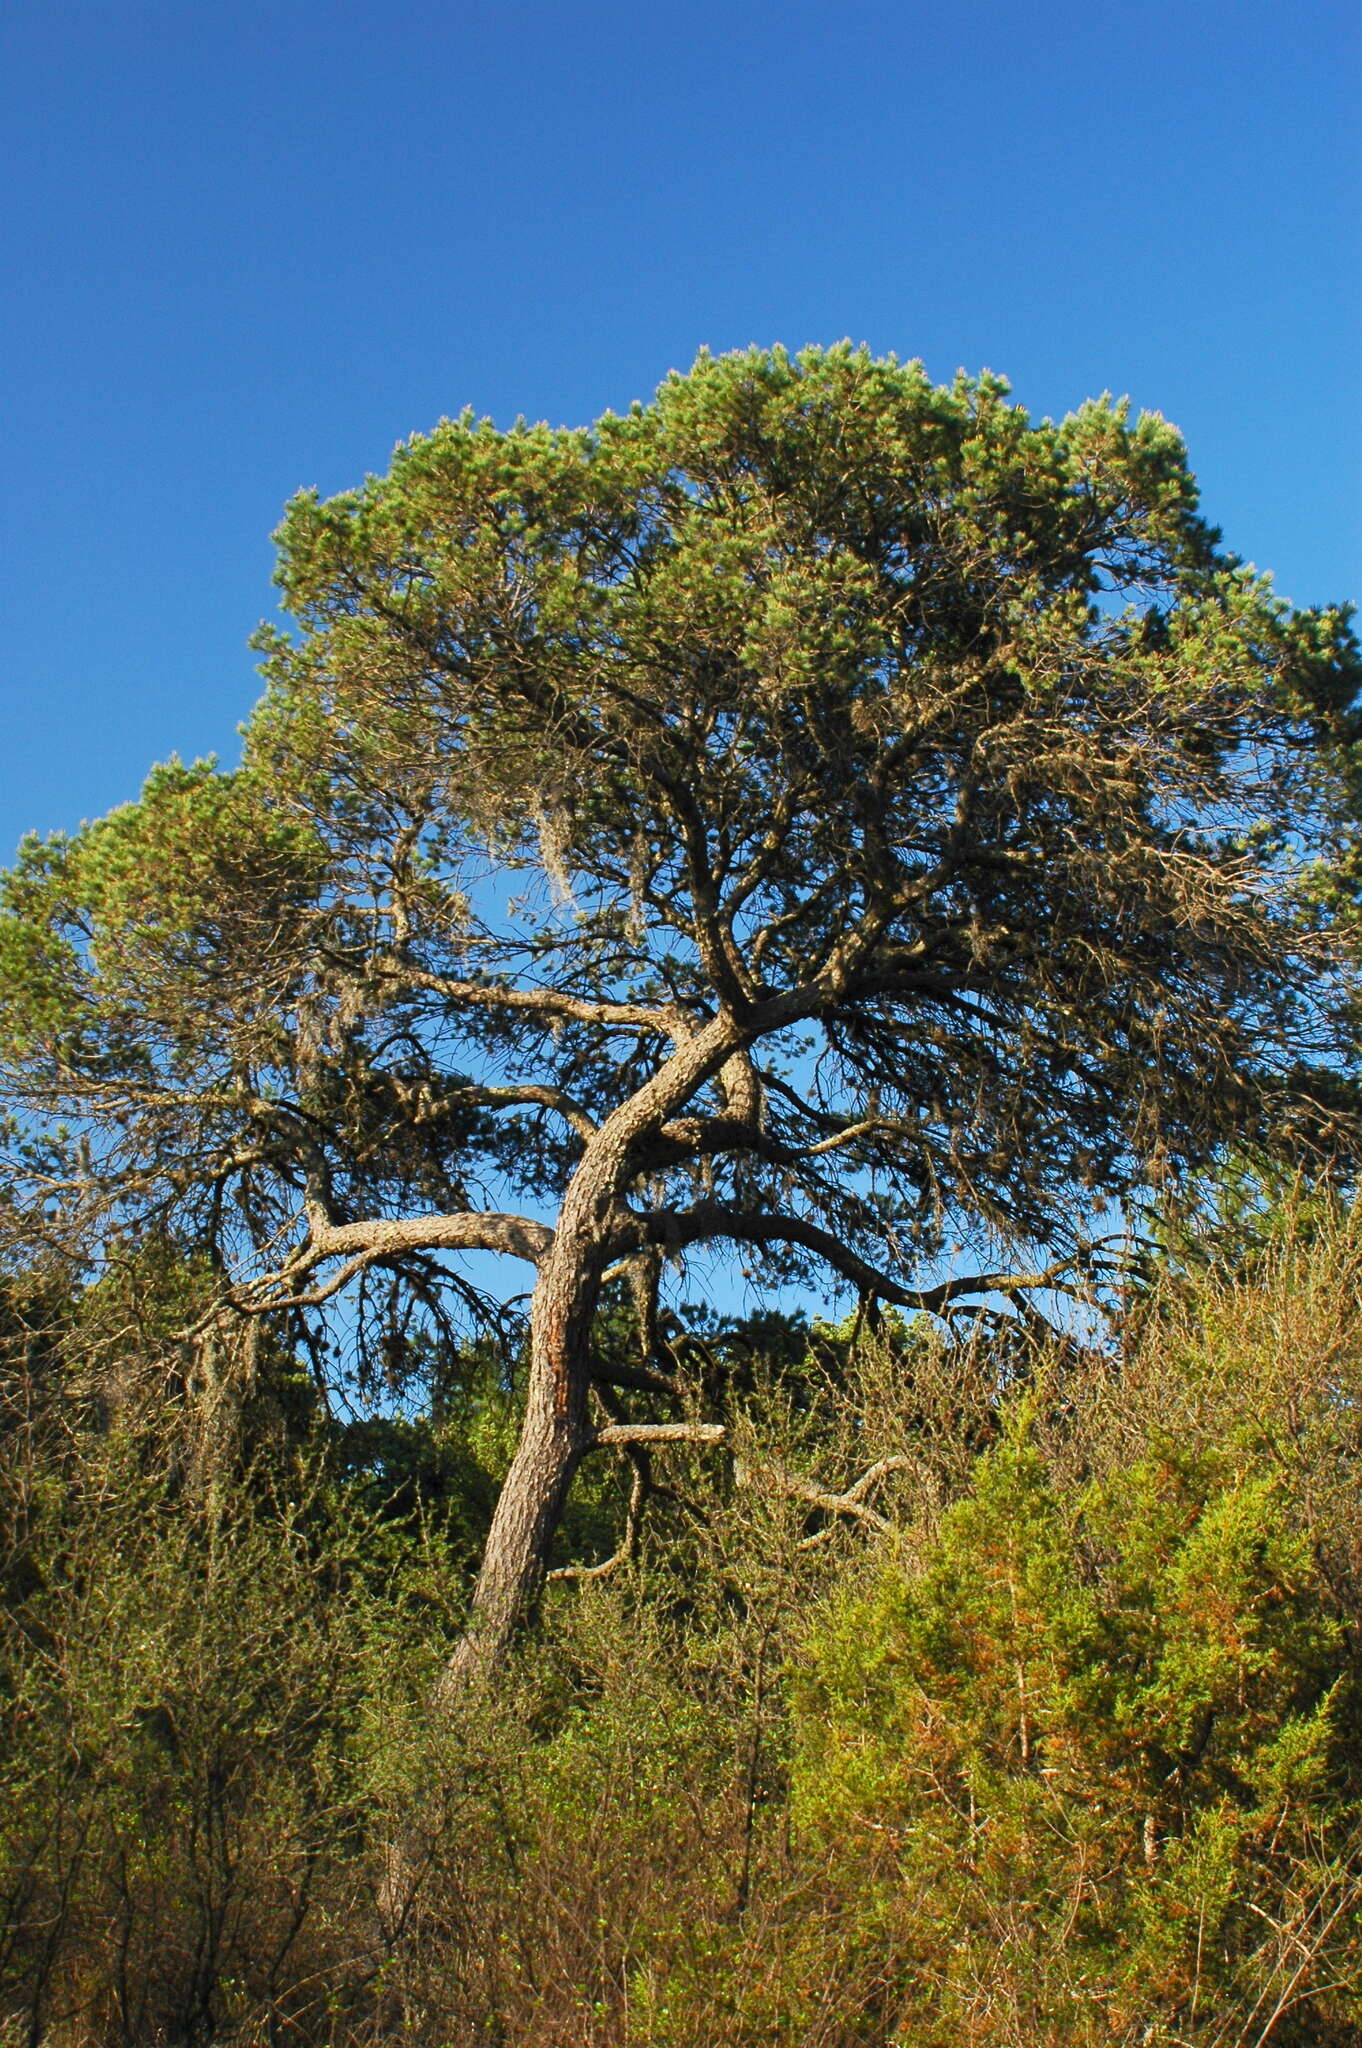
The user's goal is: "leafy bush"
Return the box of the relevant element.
[3,1210,1362,2044]
[0,1367,440,2045]
[789,1221,1362,2046]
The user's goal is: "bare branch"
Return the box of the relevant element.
[629,1201,1110,1315]
[305,1210,553,1267]
[735,1453,910,1538]
[376,960,690,1038]
[239,1207,555,1310]
[456,1082,598,1142]
[589,1420,727,1449]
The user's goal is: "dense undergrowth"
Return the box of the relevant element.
[3,1214,1361,2046]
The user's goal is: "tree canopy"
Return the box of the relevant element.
[2,343,1359,1667]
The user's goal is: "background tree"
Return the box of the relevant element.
[2,344,1359,1675]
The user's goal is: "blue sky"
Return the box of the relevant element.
[2,0,1359,862]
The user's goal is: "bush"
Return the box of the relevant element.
[3,1212,1362,2045]
[0,1368,442,2046]
[790,1221,1362,2046]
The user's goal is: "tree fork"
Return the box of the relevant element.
[436,1012,757,1687]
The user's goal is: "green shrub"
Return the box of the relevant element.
[0,1396,439,2046]
[5,1214,1362,2045]
[793,1407,1362,2045]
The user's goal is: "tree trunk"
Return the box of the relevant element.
[382,1017,755,1930]
[381,1254,596,1927]
[438,1011,750,1692]
[435,1240,596,1696]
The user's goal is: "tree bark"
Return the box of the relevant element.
[435,1255,592,1694]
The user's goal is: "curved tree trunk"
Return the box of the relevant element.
[382,1016,760,1927]
[381,1242,601,1927]
[435,1220,603,1696]
[438,1012,749,1693]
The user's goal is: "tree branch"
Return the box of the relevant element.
[306,1209,553,1265]
[589,1420,727,1449]
[376,961,690,1038]
[590,1359,684,1399]
[735,1452,913,1541]
[239,1207,555,1309]
[547,1454,650,1584]
[455,1082,598,1142]
[626,1200,1104,1314]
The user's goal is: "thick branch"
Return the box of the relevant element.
[240,1206,554,1309]
[306,1208,553,1265]
[629,1201,1097,1313]
[590,1420,727,1449]
[376,961,690,1038]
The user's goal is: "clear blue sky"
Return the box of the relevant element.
[3,0,1359,861]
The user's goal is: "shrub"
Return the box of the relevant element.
[793,1405,1362,2044]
